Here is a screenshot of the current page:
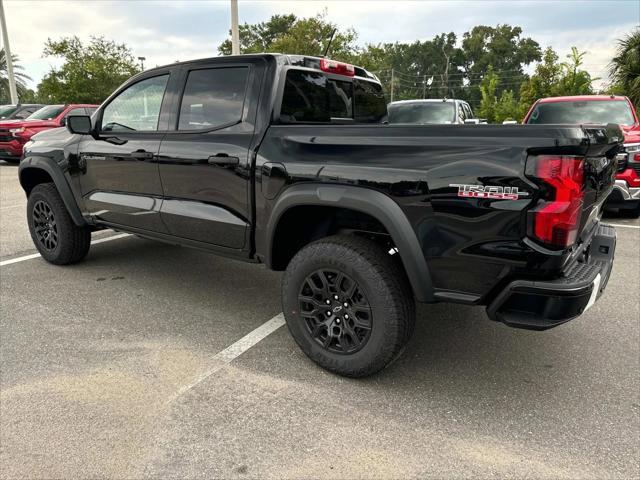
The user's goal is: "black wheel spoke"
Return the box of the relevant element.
[311,323,325,338]
[343,324,361,348]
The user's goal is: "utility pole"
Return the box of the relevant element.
[230,0,240,55]
[390,69,394,103]
[0,0,18,104]
[422,74,426,99]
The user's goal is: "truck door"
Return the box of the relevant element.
[78,71,174,232]
[157,62,260,249]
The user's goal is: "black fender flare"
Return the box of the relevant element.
[18,156,87,226]
[265,184,434,302]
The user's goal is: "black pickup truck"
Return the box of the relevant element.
[19,54,621,377]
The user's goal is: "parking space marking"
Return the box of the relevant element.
[608,223,640,229]
[0,203,25,210]
[0,233,131,267]
[171,313,286,401]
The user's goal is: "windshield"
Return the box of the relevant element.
[27,105,65,121]
[527,100,636,125]
[388,102,455,124]
[0,105,18,119]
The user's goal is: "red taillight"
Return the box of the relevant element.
[530,155,585,248]
[319,58,355,77]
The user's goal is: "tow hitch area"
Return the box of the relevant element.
[487,223,616,330]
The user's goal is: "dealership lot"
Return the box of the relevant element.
[0,161,638,478]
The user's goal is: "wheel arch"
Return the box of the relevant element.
[265,184,434,302]
[19,156,87,226]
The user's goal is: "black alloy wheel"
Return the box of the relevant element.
[32,199,58,251]
[282,234,416,377]
[26,183,91,265]
[298,269,372,354]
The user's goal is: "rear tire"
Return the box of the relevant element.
[27,183,91,265]
[282,234,415,378]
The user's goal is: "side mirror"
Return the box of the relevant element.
[66,115,92,135]
[59,116,66,126]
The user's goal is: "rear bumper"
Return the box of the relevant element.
[487,223,616,330]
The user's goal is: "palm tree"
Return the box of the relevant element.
[0,48,32,103]
[609,28,640,108]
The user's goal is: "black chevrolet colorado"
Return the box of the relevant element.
[19,54,620,377]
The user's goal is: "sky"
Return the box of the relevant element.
[4,0,640,90]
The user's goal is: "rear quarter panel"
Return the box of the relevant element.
[257,123,611,300]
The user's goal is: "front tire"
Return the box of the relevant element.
[27,183,91,265]
[282,235,415,378]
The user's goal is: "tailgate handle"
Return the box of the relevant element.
[208,153,239,166]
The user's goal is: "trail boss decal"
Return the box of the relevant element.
[450,184,528,200]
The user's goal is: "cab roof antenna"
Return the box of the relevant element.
[322,28,337,58]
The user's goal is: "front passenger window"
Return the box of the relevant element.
[101,75,169,132]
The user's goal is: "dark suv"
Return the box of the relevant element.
[18,54,619,377]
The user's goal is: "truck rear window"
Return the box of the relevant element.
[280,70,386,123]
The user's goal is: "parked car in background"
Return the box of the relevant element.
[388,99,477,124]
[0,104,45,120]
[524,95,639,216]
[0,104,98,163]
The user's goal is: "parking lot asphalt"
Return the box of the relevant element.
[1,160,639,479]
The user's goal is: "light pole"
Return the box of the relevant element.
[230,0,239,55]
[0,0,18,104]
[138,56,146,70]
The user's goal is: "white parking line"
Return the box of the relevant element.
[0,233,131,267]
[0,203,25,210]
[608,223,640,230]
[170,313,286,402]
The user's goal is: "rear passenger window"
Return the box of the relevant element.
[354,80,386,122]
[280,70,386,123]
[178,67,249,130]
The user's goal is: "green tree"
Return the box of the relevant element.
[556,46,595,96]
[0,48,33,103]
[218,11,358,60]
[477,67,499,122]
[37,36,140,104]
[608,28,640,108]
[362,33,465,100]
[518,46,595,118]
[518,47,562,117]
[218,14,297,55]
[495,90,519,122]
[461,25,541,104]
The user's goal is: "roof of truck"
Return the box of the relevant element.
[536,95,630,103]
[389,99,464,105]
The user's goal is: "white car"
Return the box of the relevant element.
[387,99,480,125]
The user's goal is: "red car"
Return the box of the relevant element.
[0,104,98,163]
[524,95,640,216]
